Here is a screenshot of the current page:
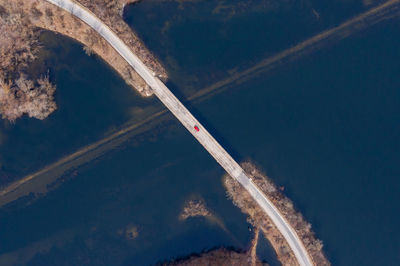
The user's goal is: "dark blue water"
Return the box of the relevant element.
[192,20,400,265]
[0,32,159,185]
[1,0,399,265]
[0,120,255,265]
[124,0,366,96]
[124,3,400,263]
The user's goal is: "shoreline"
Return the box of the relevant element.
[159,228,266,266]
[0,1,399,265]
[224,162,330,266]
[5,0,167,97]
[1,0,399,203]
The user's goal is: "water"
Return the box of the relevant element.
[1,0,399,265]
[0,121,254,265]
[0,31,160,184]
[124,0,367,97]
[193,20,400,265]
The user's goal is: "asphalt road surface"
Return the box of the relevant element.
[44,1,313,265]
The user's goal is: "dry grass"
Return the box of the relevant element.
[160,248,267,266]
[224,173,299,266]
[76,0,166,77]
[0,0,168,121]
[0,2,38,75]
[179,199,211,220]
[224,162,330,266]
[160,226,267,265]
[0,1,56,122]
[26,0,162,97]
[0,74,56,122]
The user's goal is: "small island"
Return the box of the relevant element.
[1,1,330,265]
[179,199,211,220]
[0,0,167,122]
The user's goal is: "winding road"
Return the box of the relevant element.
[44,0,313,265]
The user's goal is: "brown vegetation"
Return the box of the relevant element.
[66,0,167,88]
[0,2,38,75]
[250,228,260,266]
[179,199,211,220]
[224,162,330,266]
[172,198,267,266]
[0,0,168,122]
[160,248,268,266]
[26,0,167,96]
[76,0,167,76]
[0,74,56,121]
[0,1,56,122]
[224,174,298,265]
[161,229,267,266]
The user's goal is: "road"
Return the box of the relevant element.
[44,0,313,265]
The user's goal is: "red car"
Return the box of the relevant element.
[194,125,200,132]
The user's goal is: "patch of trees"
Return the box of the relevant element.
[0,1,57,122]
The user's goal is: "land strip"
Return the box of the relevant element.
[161,227,265,266]
[160,248,267,266]
[1,0,167,97]
[2,0,399,220]
[2,0,397,121]
[224,162,330,266]
[0,108,169,204]
[1,1,398,264]
[0,1,57,121]
[38,0,314,264]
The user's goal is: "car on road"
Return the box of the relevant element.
[194,125,200,132]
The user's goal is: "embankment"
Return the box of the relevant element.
[224,162,330,266]
[5,0,167,96]
[1,0,399,206]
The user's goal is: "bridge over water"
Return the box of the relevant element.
[43,1,313,265]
